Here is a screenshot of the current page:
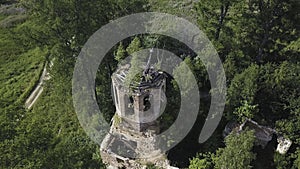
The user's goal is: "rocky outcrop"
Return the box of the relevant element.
[223,118,292,154]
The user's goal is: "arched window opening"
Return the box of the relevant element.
[129,96,134,104]
[114,86,118,105]
[143,95,151,111]
[126,95,134,115]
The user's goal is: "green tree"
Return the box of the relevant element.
[173,57,197,97]
[213,130,256,169]
[126,36,142,55]
[124,37,145,87]
[229,0,299,63]
[115,42,126,62]
[226,64,259,120]
[274,152,291,169]
[189,153,213,169]
[233,100,258,122]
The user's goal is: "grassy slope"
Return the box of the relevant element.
[0,14,45,107]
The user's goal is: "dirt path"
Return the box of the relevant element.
[25,63,50,109]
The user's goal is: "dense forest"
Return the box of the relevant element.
[0,0,299,168]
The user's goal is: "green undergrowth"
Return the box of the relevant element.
[0,47,45,106]
[0,17,46,107]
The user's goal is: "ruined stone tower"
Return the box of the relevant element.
[100,55,174,168]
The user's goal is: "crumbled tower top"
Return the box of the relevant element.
[112,52,166,95]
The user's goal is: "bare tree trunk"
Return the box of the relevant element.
[215,2,230,40]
